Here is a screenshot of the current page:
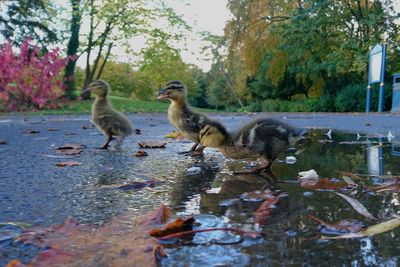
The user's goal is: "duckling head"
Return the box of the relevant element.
[88,80,110,98]
[157,80,187,102]
[199,121,228,148]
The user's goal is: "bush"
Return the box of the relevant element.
[335,83,365,112]
[261,98,318,112]
[0,39,71,111]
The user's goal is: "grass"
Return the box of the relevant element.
[0,95,218,115]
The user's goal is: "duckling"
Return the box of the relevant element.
[84,80,133,149]
[199,117,307,177]
[157,80,220,155]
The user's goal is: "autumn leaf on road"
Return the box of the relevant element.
[138,141,167,148]
[56,161,81,167]
[56,144,85,155]
[135,150,149,157]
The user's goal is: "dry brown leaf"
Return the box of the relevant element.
[138,141,167,148]
[23,129,40,134]
[47,128,60,131]
[56,161,81,167]
[135,150,149,157]
[253,193,282,226]
[335,192,377,221]
[0,138,6,145]
[300,178,348,191]
[307,214,366,234]
[55,144,85,155]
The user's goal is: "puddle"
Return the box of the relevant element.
[0,128,399,266]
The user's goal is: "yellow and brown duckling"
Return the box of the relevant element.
[84,80,133,149]
[199,117,307,177]
[157,80,222,155]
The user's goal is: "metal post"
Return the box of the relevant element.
[378,44,387,112]
[366,85,371,112]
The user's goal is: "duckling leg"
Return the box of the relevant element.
[233,160,273,175]
[100,129,114,149]
[178,143,204,156]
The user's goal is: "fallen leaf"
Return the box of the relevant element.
[340,171,361,180]
[23,129,40,134]
[334,192,377,220]
[5,259,24,267]
[164,131,185,140]
[307,214,366,235]
[371,180,399,194]
[300,178,348,191]
[150,217,195,238]
[342,176,357,186]
[135,129,142,134]
[56,161,81,167]
[56,144,85,155]
[241,189,277,202]
[321,217,400,239]
[135,150,149,157]
[47,128,60,131]
[10,204,171,267]
[138,141,167,148]
[253,193,282,226]
[0,138,6,144]
[81,124,95,129]
[64,132,77,136]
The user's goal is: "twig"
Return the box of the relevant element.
[156,228,261,240]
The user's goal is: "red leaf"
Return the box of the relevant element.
[150,217,195,238]
[253,194,282,226]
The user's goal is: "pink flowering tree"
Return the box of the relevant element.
[0,39,73,111]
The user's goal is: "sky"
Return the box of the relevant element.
[100,0,231,71]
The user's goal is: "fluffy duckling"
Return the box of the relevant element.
[84,80,133,149]
[157,80,220,155]
[199,117,307,177]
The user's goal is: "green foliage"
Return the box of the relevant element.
[335,84,366,112]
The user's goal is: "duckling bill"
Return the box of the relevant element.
[199,117,307,177]
[84,80,133,149]
[158,80,221,155]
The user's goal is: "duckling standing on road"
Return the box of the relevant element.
[199,117,307,178]
[84,80,133,149]
[157,80,221,155]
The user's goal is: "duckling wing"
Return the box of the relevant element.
[96,112,133,136]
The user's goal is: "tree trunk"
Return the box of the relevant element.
[64,0,82,100]
[81,0,95,99]
[96,43,113,80]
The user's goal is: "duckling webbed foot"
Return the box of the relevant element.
[100,132,114,149]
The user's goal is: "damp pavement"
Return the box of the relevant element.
[0,112,399,266]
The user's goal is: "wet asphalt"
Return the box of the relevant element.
[0,111,399,226]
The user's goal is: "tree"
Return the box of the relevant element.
[0,0,60,48]
[64,0,83,100]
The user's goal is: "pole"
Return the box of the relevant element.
[366,85,371,112]
[378,45,386,112]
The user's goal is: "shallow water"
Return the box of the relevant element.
[0,115,399,266]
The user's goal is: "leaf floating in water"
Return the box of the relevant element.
[321,217,400,239]
[10,204,171,267]
[371,181,399,194]
[241,189,277,202]
[56,161,81,167]
[253,193,282,226]
[342,176,357,186]
[150,217,195,238]
[300,178,348,191]
[307,214,366,235]
[334,192,377,221]
[135,150,149,157]
[55,144,85,155]
[138,141,167,148]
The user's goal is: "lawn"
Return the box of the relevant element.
[0,96,217,115]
